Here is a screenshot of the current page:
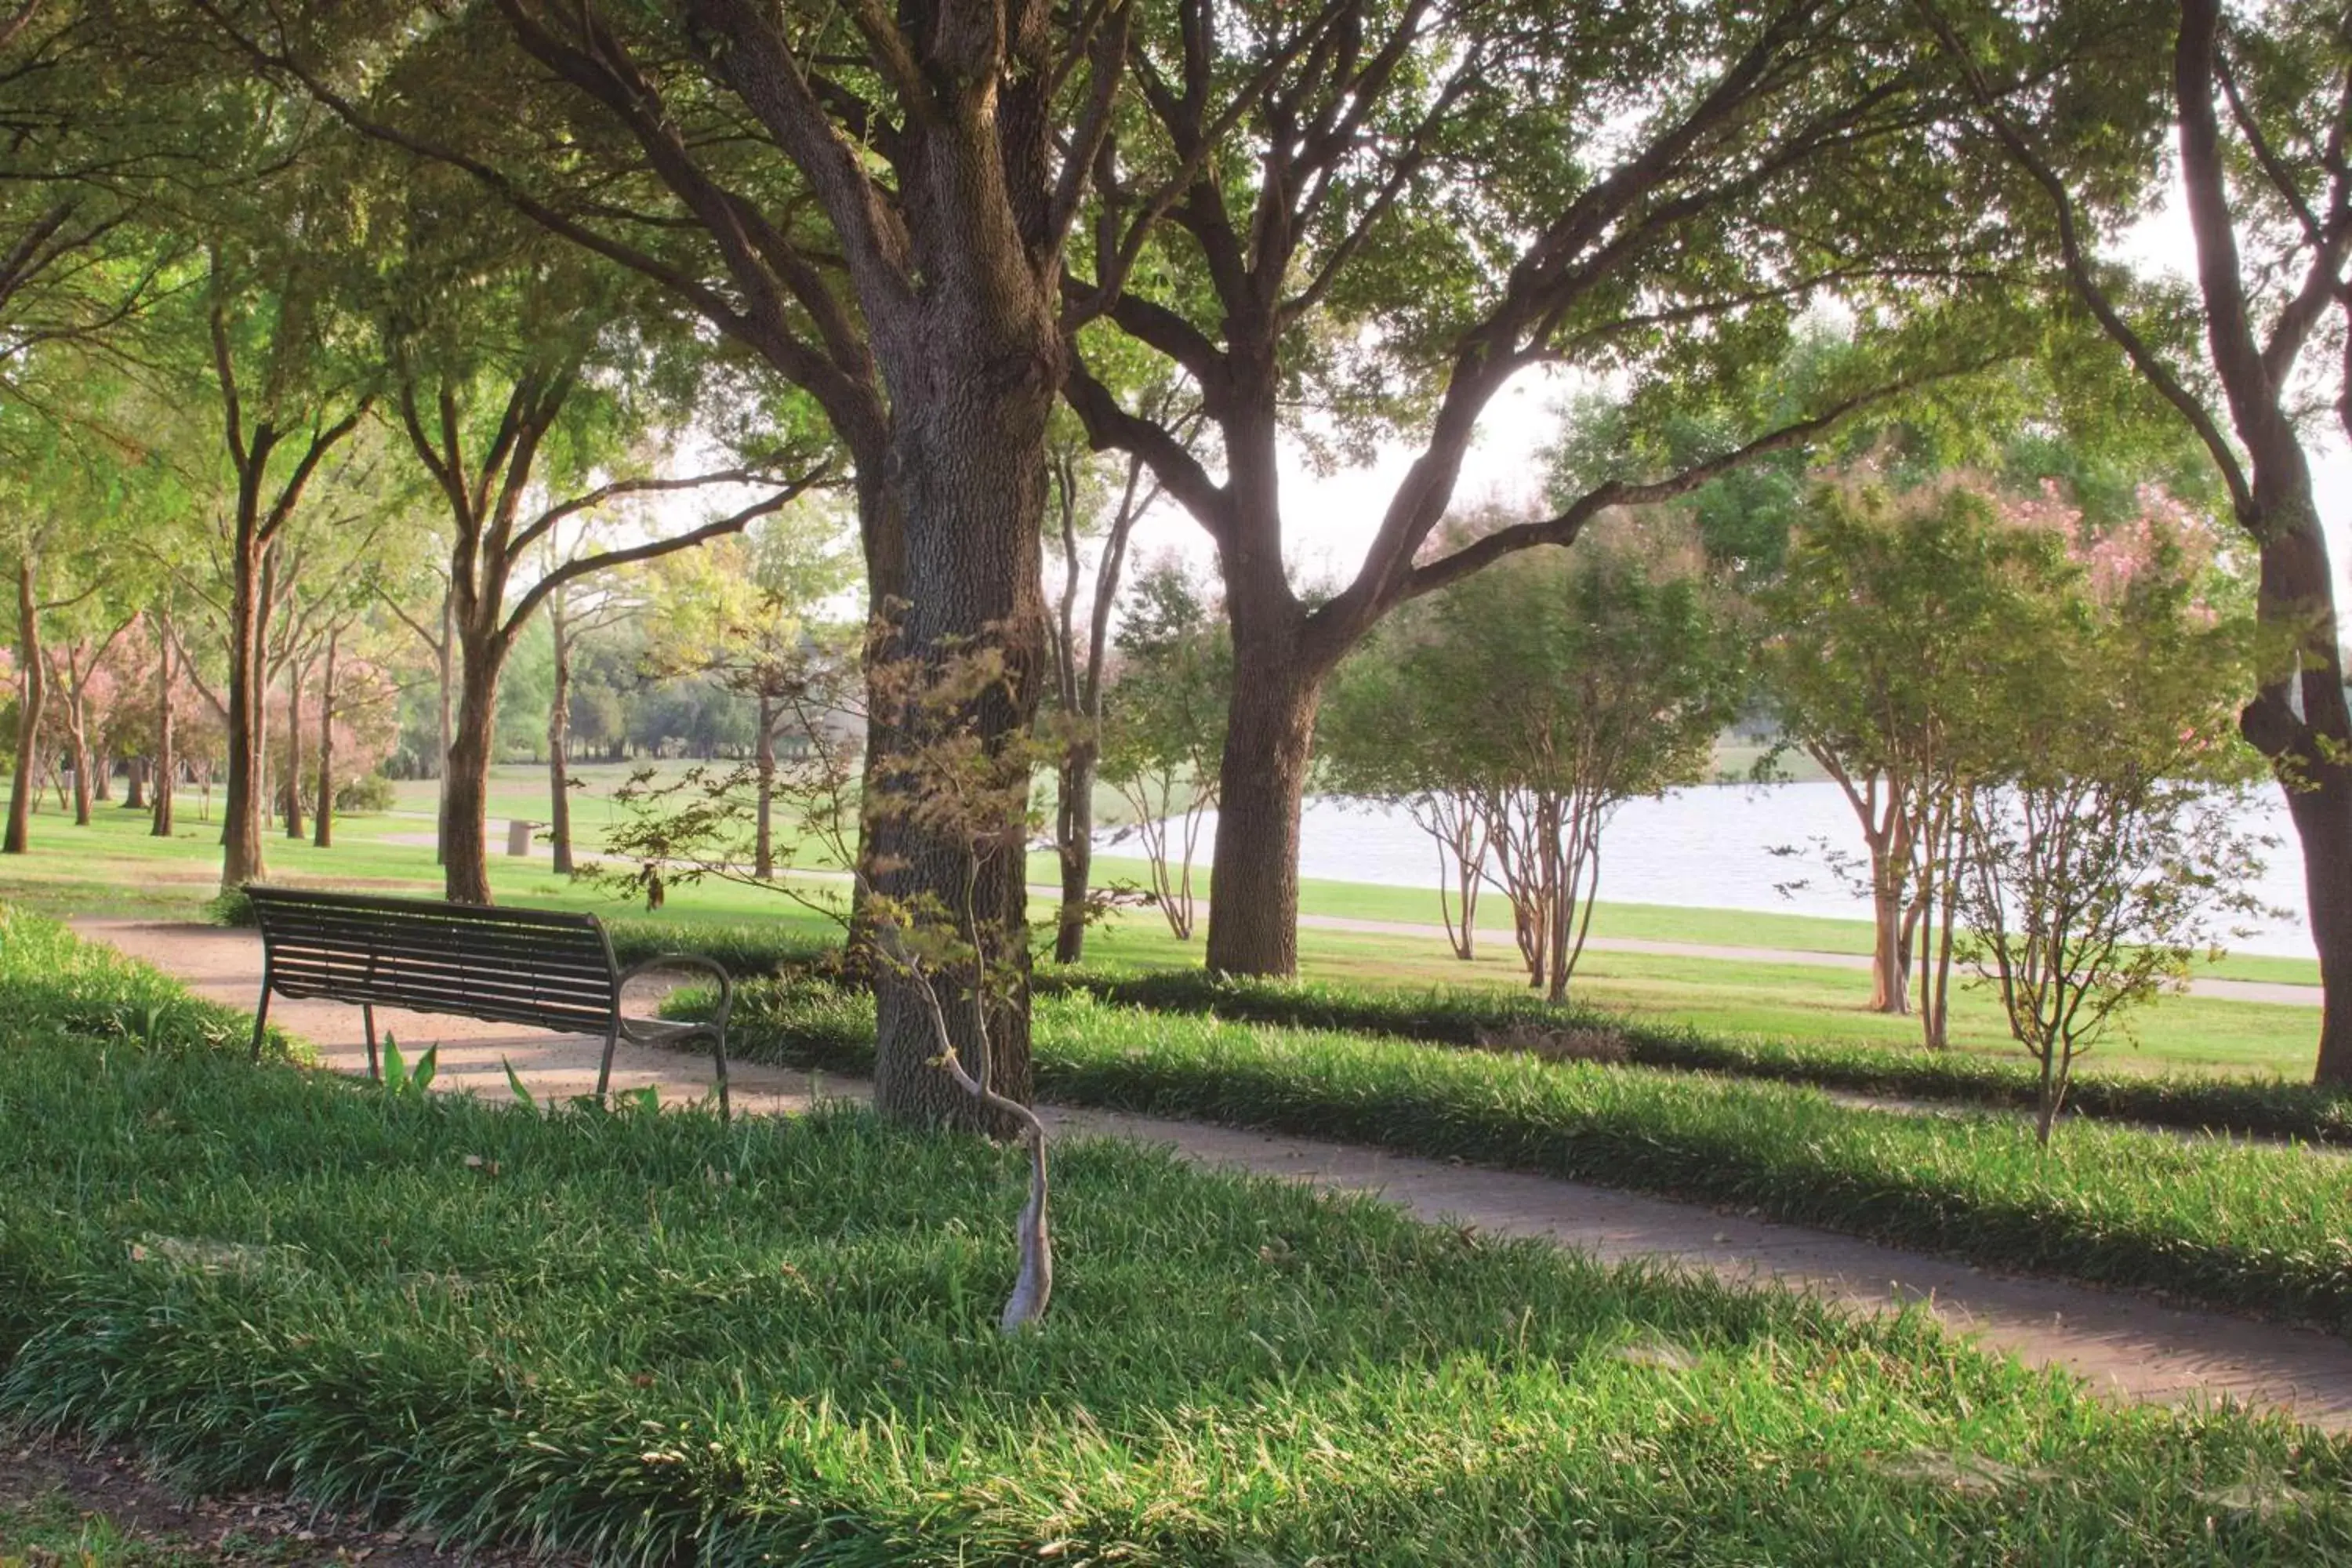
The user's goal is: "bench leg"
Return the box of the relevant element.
[596,1025,618,1102]
[362,1004,379,1082]
[249,982,272,1064]
[711,1030,730,1123]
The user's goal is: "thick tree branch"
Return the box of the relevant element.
[1395,370,1979,604]
[503,476,823,639]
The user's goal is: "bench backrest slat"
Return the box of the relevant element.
[245,887,619,1036]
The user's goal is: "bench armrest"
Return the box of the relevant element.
[614,953,735,1121]
[615,953,735,1033]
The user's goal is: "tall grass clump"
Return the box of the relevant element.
[2,1023,2350,1565]
[0,903,298,1061]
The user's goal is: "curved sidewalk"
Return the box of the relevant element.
[74,917,2352,1433]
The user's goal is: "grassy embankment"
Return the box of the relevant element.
[1,908,2347,1565]
[695,977,2352,1332]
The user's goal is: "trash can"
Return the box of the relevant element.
[506,819,540,857]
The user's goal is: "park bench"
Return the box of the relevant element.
[242,886,735,1119]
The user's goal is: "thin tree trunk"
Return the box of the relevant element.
[92,750,111,802]
[283,652,306,840]
[1869,867,1910,1015]
[547,599,573,876]
[56,654,92,827]
[151,609,175,838]
[5,561,43,855]
[1053,743,1094,963]
[752,690,775,880]
[313,630,337,849]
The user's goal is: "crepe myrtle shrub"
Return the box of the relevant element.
[1952,506,2277,1145]
[593,622,1091,1330]
[1324,514,1746,1000]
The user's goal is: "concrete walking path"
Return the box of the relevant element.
[72,917,2352,1433]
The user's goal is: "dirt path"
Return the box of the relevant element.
[74,917,2352,1433]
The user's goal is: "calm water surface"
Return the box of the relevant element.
[1138,780,2314,960]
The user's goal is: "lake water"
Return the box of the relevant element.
[1126,780,2316,959]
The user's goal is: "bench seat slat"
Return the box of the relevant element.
[259,935,618,985]
[265,960,618,1013]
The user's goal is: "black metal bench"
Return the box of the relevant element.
[242,887,734,1119]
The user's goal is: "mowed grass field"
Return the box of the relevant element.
[0,760,2320,1080]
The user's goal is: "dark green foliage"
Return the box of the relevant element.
[3,920,2350,1563]
[331,772,399,815]
[708,980,2352,1332]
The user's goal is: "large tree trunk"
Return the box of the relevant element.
[151,610,174,838]
[313,630,337,849]
[124,755,145,810]
[1203,651,1323,978]
[219,535,269,890]
[859,368,1052,1133]
[2238,482,2352,1083]
[442,634,506,905]
[435,591,453,866]
[5,561,43,855]
[1052,742,1094,964]
[547,603,573,876]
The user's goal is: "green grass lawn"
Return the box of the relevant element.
[1,779,2321,1079]
[713,979,2352,1333]
[3,913,2348,1566]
